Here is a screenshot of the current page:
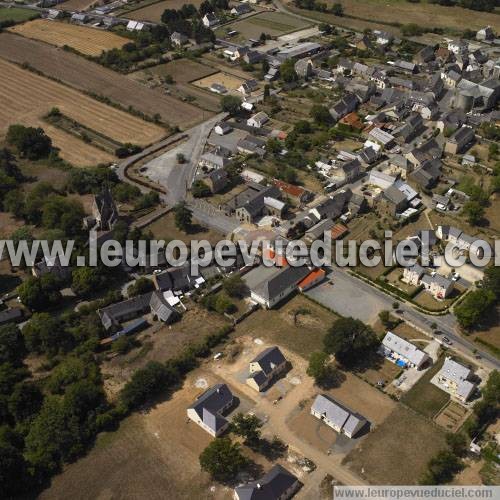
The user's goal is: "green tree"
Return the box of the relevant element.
[331,2,344,15]
[455,289,495,330]
[173,201,192,232]
[222,274,247,298]
[199,437,248,481]
[0,426,30,497]
[22,312,71,356]
[191,180,211,198]
[280,59,298,83]
[310,104,333,126]
[6,125,52,160]
[482,267,500,299]
[41,196,84,237]
[420,450,463,484]
[8,381,43,423]
[17,274,62,312]
[46,356,101,394]
[462,200,485,226]
[71,267,103,297]
[0,324,25,365]
[307,351,340,388]
[446,432,467,457]
[323,317,379,368]
[231,412,262,446]
[220,95,242,115]
[127,277,154,297]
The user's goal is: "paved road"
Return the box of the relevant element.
[307,267,500,371]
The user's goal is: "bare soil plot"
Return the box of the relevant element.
[143,210,223,246]
[0,212,24,238]
[0,32,207,129]
[356,358,402,389]
[8,19,128,56]
[234,294,339,359]
[125,0,203,22]
[40,372,236,500]
[452,459,485,486]
[434,400,470,433]
[0,59,165,165]
[401,358,449,419]
[392,322,427,342]
[325,371,396,426]
[193,72,246,92]
[148,59,217,83]
[344,406,447,485]
[216,11,310,40]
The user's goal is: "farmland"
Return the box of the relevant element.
[0,59,166,165]
[216,11,311,40]
[8,19,128,56]
[0,32,208,129]
[124,0,204,22]
[0,7,38,22]
[55,0,98,10]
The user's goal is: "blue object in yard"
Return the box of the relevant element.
[396,359,407,368]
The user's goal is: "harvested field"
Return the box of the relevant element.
[125,0,203,22]
[344,406,447,485]
[147,59,217,83]
[0,32,207,129]
[8,19,128,56]
[193,71,246,92]
[285,0,500,33]
[0,59,166,165]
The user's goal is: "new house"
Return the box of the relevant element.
[247,111,269,128]
[436,357,477,402]
[380,332,429,369]
[402,263,425,286]
[187,384,234,437]
[234,465,301,500]
[311,394,368,438]
[420,273,453,299]
[247,346,288,392]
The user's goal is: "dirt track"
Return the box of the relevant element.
[0,32,211,129]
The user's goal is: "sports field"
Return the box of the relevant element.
[8,19,128,56]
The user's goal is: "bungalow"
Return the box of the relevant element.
[436,357,477,402]
[311,394,368,438]
[234,465,301,500]
[214,122,233,135]
[247,346,288,392]
[380,331,429,369]
[187,384,234,436]
[247,111,269,128]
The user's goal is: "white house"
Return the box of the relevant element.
[380,332,429,369]
[214,122,233,135]
[187,384,234,436]
[311,394,368,438]
[402,263,425,286]
[435,357,477,402]
[246,346,288,392]
[420,273,453,299]
[247,111,269,128]
[202,12,219,27]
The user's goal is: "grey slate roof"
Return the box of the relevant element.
[382,331,428,366]
[235,464,299,500]
[0,308,23,325]
[189,383,233,434]
[251,346,286,375]
[252,266,310,303]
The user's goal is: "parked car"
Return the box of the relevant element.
[442,336,452,345]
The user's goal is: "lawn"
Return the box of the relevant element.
[0,7,37,22]
[234,294,339,359]
[143,210,223,246]
[401,357,449,419]
[344,405,447,485]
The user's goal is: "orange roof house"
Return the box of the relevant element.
[273,179,312,204]
[297,268,326,292]
[339,112,364,131]
[330,223,349,240]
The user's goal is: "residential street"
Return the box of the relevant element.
[307,267,500,371]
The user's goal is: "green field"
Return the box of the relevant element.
[216,11,311,41]
[402,358,450,419]
[0,7,38,23]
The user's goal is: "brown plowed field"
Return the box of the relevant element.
[0,32,208,129]
[0,59,166,166]
[8,19,128,56]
